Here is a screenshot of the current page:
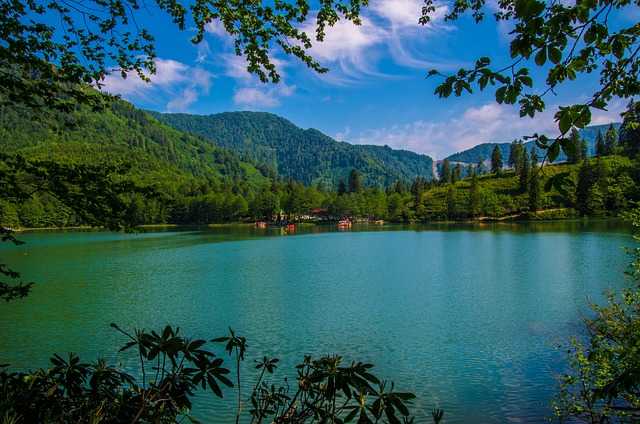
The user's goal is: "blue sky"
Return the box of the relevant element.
[102,0,631,159]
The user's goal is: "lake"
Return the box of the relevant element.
[0,221,634,423]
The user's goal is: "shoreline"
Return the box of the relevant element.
[7,216,625,233]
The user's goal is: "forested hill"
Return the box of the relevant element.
[445,123,621,164]
[0,101,267,187]
[150,111,434,187]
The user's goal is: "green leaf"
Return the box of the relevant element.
[549,47,562,64]
[535,48,547,66]
[495,86,507,104]
[558,110,572,134]
[548,141,560,162]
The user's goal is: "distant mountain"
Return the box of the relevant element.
[444,123,621,165]
[150,111,434,186]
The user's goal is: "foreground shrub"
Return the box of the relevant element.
[0,325,420,423]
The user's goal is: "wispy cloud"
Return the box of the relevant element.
[301,17,389,83]
[220,53,297,108]
[343,101,626,159]
[101,58,212,112]
[233,83,296,108]
[296,0,455,84]
[205,0,456,87]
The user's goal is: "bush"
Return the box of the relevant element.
[0,325,420,423]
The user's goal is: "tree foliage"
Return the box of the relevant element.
[553,209,640,422]
[152,111,435,187]
[425,0,640,166]
[491,145,503,174]
[0,324,418,423]
[0,0,370,111]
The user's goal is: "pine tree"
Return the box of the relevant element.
[466,163,475,177]
[468,171,481,217]
[491,146,503,174]
[446,186,456,219]
[508,141,524,173]
[595,131,606,156]
[337,179,347,196]
[348,169,362,193]
[567,129,582,163]
[619,101,639,157]
[508,140,518,169]
[392,180,407,194]
[440,159,452,184]
[530,149,539,166]
[519,149,531,193]
[452,163,462,183]
[605,124,619,155]
[576,159,594,215]
[581,138,589,160]
[528,172,541,213]
[476,158,485,175]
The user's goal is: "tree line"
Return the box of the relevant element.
[3,100,639,229]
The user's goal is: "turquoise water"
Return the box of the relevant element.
[0,222,634,422]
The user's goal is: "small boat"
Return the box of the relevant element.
[337,219,352,229]
[255,221,267,229]
[286,223,296,232]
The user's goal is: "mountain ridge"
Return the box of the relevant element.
[150,110,435,187]
[444,123,621,165]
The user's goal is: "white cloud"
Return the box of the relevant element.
[301,17,388,83]
[101,58,212,112]
[233,88,278,108]
[344,101,626,160]
[219,52,296,108]
[206,20,231,38]
[233,83,296,108]
[196,40,212,64]
[371,0,447,28]
[296,1,454,84]
[166,87,199,112]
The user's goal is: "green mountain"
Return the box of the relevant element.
[150,111,434,186]
[444,123,621,164]
[0,101,267,187]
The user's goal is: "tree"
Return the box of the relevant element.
[337,179,347,196]
[595,131,606,156]
[446,186,457,219]
[519,149,531,193]
[566,129,583,164]
[528,172,541,213]
[476,158,486,175]
[440,159,452,184]
[576,159,596,215]
[530,149,539,167]
[466,163,475,178]
[425,0,640,165]
[508,140,524,172]
[452,163,462,183]
[468,172,481,217]
[348,169,362,193]
[553,209,640,422]
[491,145,503,175]
[0,0,368,112]
[580,138,589,161]
[605,124,620,155]
[620,101,640,158]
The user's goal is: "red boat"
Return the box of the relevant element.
[337,219,352,229]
